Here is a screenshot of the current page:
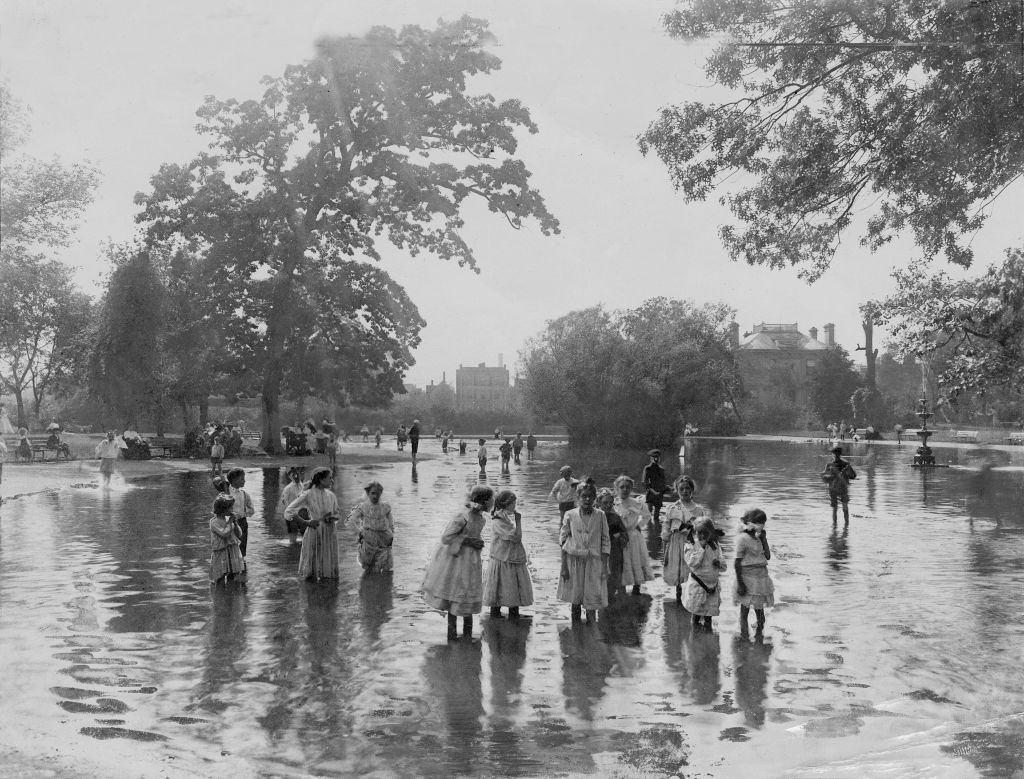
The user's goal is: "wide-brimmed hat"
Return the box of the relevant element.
[647,449,661,457]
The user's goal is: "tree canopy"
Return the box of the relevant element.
[135,17,558,451]
[639,0,1024,280]
[807,346,861,425]
[520,298,741,447]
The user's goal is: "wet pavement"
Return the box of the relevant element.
[1,439,1022,777]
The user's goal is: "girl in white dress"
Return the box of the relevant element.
[613,475,653,594]
[661,476,705,601]
[284,467,342,580]
[733,508,774,635]
[484,490,534,617]
[557,482,609,622]
[352,481,394,574]
[682,517,727,629]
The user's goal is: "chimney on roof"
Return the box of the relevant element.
[498,352,504,368]
[824,322,835,348]
[729,321,740,349]
[809,326,818,341]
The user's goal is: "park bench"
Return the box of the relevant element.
[20,436,72,462]
[953,430,979,443]
[147,437,181,458]
[1006,431,1024,445]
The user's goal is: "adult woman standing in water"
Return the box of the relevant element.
[284,466,342,580]
[422,485,493,640]
[614,475,653,595]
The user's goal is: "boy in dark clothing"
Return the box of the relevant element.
[641,449,667,523]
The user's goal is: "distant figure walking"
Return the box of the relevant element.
[526,433,537,461]
[821,444,856,523]
[499,438,512,473]
[95,431,121,484]
[409,419,421,462]
[477,438,488,474]
[641,449,667,524]
[512,433,524,465]
[209,436,224,476]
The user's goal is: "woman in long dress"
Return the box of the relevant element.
[0,407,15,436]
[284,467,342,580]
[613,475,653,594]
[422,485,493,640]
[662,475,705,601]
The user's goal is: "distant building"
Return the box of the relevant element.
[403,383,423,396]
[732,322,835,408]
[456,361,511,411]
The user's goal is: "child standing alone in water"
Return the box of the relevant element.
[352,481,394,574]
[733,508,774,635]
[484,490,534,618]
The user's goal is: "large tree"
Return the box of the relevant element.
[807,346,862,426]
[520,298,741,447]
[639,0,1024,280]
[135,17,558,452]
[0,83,99,426]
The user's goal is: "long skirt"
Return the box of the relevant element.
[359,528,394,573]
[210,544,243,582]
[483,560,534,607]
[298,521,340,579]
[662,533,689,587]
[681,574,721,616]
[733,565,775,609]
[422,545,482,615]
[556,555,607,610]
[620,528,653,587]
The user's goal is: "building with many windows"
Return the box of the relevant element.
[732,322,836,408]
[456,362,511,411]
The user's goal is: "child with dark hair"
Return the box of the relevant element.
[423,485,493,639]
[821,445,857,523]
[226,468,255,565]
[279,467,305,544]
[209,436,224,477]
[210,495,243,583]
[734,508,774,635]
[484,490,533,618]
[284,466,341,580]
[596,488,627,602]
[557,481,609,622]
[662,475,705,602]
[353,481,394,574]
[682,517,728,629]
[477,438,488,473]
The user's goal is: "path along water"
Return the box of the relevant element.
[0,438,1022,777]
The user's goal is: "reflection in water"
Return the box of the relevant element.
[483,617,534,771]
[357,572,394,645]
[732,635,772,727]
[600,593,652,648]
[559,623,614,720]
[826,524,849,573]
[197,583,249,710]
[687,629,721,706]
[423,641,484,775]
[662,601,693,694]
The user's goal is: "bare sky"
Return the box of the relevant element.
[4,0,1022,386]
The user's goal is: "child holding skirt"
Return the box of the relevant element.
[484,490,534,618]
[352,481,394,574]
[210,494,244,583]
[284,466,342,580]
[733,508,774,635]
[423,485,493,640]
[614,475,653,594]
[682,517,727,629]
[557,482,609,623]
[662,476,704,602]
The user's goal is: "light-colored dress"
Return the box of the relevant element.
[209,515,243,582]
[285,487,341,579]
[556,507,610,609]
[661,500,704,587]
[422,509,486,615]
[615,496,653,587]
[483,509,534,607]
[732,531,775,609]
[353,500,394,573]
[681,540,723,616]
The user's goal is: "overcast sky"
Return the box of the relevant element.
[4,0,1022,387]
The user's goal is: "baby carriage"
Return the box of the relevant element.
[282,427,310,456]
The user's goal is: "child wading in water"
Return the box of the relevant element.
[614,475,653,594]
[279,467,305,544]
[557,482,609,623]
[596,488,627,602]
[484,490,534,618]
[423,485,493,640]
[734,508,774,635]
[210,495,244,583]
[662,476,704,602]
[821,444,857,523]
[477,438,489,474]
[284,467,342,580]
[682,517,727,629]
[548,465,579,527]
[352,481,394,574]
[209,436,224,477]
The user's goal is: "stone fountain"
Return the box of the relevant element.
[912,397,937,467]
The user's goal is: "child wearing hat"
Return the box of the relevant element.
[821,445,857,523]
[548,465,579,527]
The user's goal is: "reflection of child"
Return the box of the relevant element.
[682,517,727,629]
[210,495,243,583]
[353,481,394,573]
[733,508,774,635]
[484,490,534,618]
[662,476,704,601]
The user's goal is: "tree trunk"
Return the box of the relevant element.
[199,397,209,427]
[180,400,190,430]
[862,318,877,389]
[15,391,26,430]
[259,240,303,454]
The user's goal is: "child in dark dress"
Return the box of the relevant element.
[597,488,627,602]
